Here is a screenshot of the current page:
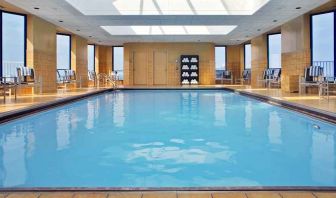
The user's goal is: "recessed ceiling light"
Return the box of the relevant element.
[59,20,64,23]
[257,29,261,31]
[89,36,92,38]
[76,29,80,31]
[34,7,40,10]
[295,7,301,9]
[273,20,278,22]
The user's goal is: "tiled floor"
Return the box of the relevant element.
[0,87,109,114]
[225,85,336,113]
[0,191,335,198]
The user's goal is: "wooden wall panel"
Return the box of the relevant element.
[97,46,112,74]
[124,43,215,86]
[251,35,268,88]
[71,35,88,87]
[27,15,57,93]
[281,15,311,92]
[227,45,244,81]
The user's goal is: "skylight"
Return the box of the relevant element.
[101,25,237,35]
[66,0,269,15]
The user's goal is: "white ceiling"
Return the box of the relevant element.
[3,0,331,45]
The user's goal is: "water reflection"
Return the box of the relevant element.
[1,127,27,187]
[311,130,336,184]
[214,93,226,126]
[113,92,125,127]
[56,110,70,150]
[245,101,252,129]
[268,111,282,144]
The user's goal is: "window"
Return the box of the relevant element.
[267,34,282,69]
[88,45,95,72]
[56,34,71,70]
[215,46,226,77]
[112,46,124,80]
[1,12,26,77]
[244,44,252,69]
[311,11,335,77]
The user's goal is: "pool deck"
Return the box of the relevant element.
[0,191,335,198]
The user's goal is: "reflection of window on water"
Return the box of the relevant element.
[1,12,26,77]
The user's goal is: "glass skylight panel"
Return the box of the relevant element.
[65,0,269,15]
[101,25,237,35]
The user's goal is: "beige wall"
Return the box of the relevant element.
[124,43,215,86]
[227,45,244,81]
[97,46,113,74]
[27,15,57,93]
[281,15,311,92]
[71,35,89,87]
[251,35,268,88]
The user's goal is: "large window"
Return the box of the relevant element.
[267,33,282,69]
[88,45,95,72]
[215,46,226,77]
[244,44,252,69]
[1,12,26,77]
[56,34,71,70]
[311,11,335,77]
[113,46,124,80]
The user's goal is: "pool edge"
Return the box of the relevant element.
[1,186,336,192]
[0,88,114,124]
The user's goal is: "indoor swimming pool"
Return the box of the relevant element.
[0,90,335,188]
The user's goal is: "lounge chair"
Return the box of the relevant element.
[216,70,233,84]
[57,69,79,89]
[235,69,251,85]
[299,66,323,95]
[16,66,42,94]
[258,68,274,87]
[88,71,97,87]
[0,77,17,100]
[320,77,336,99]
[269,69,281,88]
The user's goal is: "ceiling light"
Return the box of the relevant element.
[101,25,237,35]
[34,7,40,10]
[273,20,277,22]
[66,0,270,16]
[295,7,301,9]
[59,20,64,23]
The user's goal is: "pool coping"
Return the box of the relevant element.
[0,88,114,124]
[0,87,335,192]
[1,186,336,192]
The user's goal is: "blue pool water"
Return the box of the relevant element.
[0,90,335,188]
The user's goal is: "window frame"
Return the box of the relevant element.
[56,33,72,70]
[267,33,282,69]
[244,43,252,70]
[88,44,95,72]
[0,10,27,77]
[310,10,336,77]
[215,45,227,71]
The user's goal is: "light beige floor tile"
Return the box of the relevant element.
[108,192,142,198]
[143,192,176,198]
[280,192,316,198]
[39,192,74,198]
[73,192,107,198]
[246,192,281,198]
[212,192,246,198]
[314,192,336,198]
[177,192,212,198]
[6,193,39,198]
